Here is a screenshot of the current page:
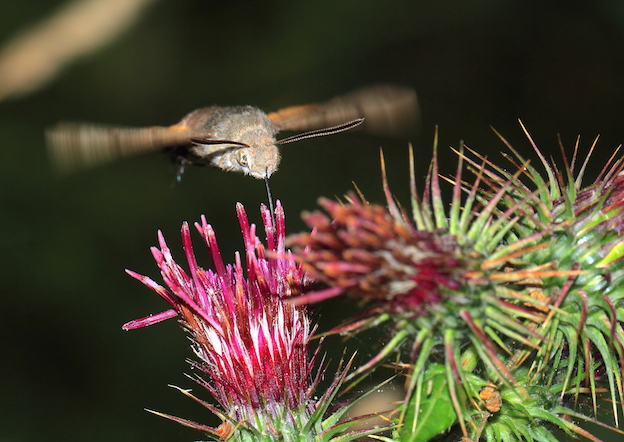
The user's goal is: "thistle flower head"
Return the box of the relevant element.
[290,196,469,318]
[124,202,383,442]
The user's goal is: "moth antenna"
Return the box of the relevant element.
[275,118,364,145]
[188,138,251,148]
[264,175,277,233]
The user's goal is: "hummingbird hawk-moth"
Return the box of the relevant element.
[46,84,418,179]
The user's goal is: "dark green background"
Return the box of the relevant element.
[1,1,623,440]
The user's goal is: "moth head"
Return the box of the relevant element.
[234,143,280,179]
[188,138,280,179]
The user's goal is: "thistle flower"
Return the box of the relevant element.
[123,202,385,442]
[289,127,624,442]
[290,197,469,317]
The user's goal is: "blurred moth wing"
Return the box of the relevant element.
[267,84,419,135]
[46,122,207,173]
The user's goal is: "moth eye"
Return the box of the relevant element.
[237,151,249,167]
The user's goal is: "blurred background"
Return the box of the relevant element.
[1,0,624,440]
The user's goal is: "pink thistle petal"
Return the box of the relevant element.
[125,269,176,306]
[180,221,208,310]
[290,286,346,305]
[122,309,178,330]
[195,215,227,277]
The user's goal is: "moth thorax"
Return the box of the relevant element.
[209,106,278,146]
